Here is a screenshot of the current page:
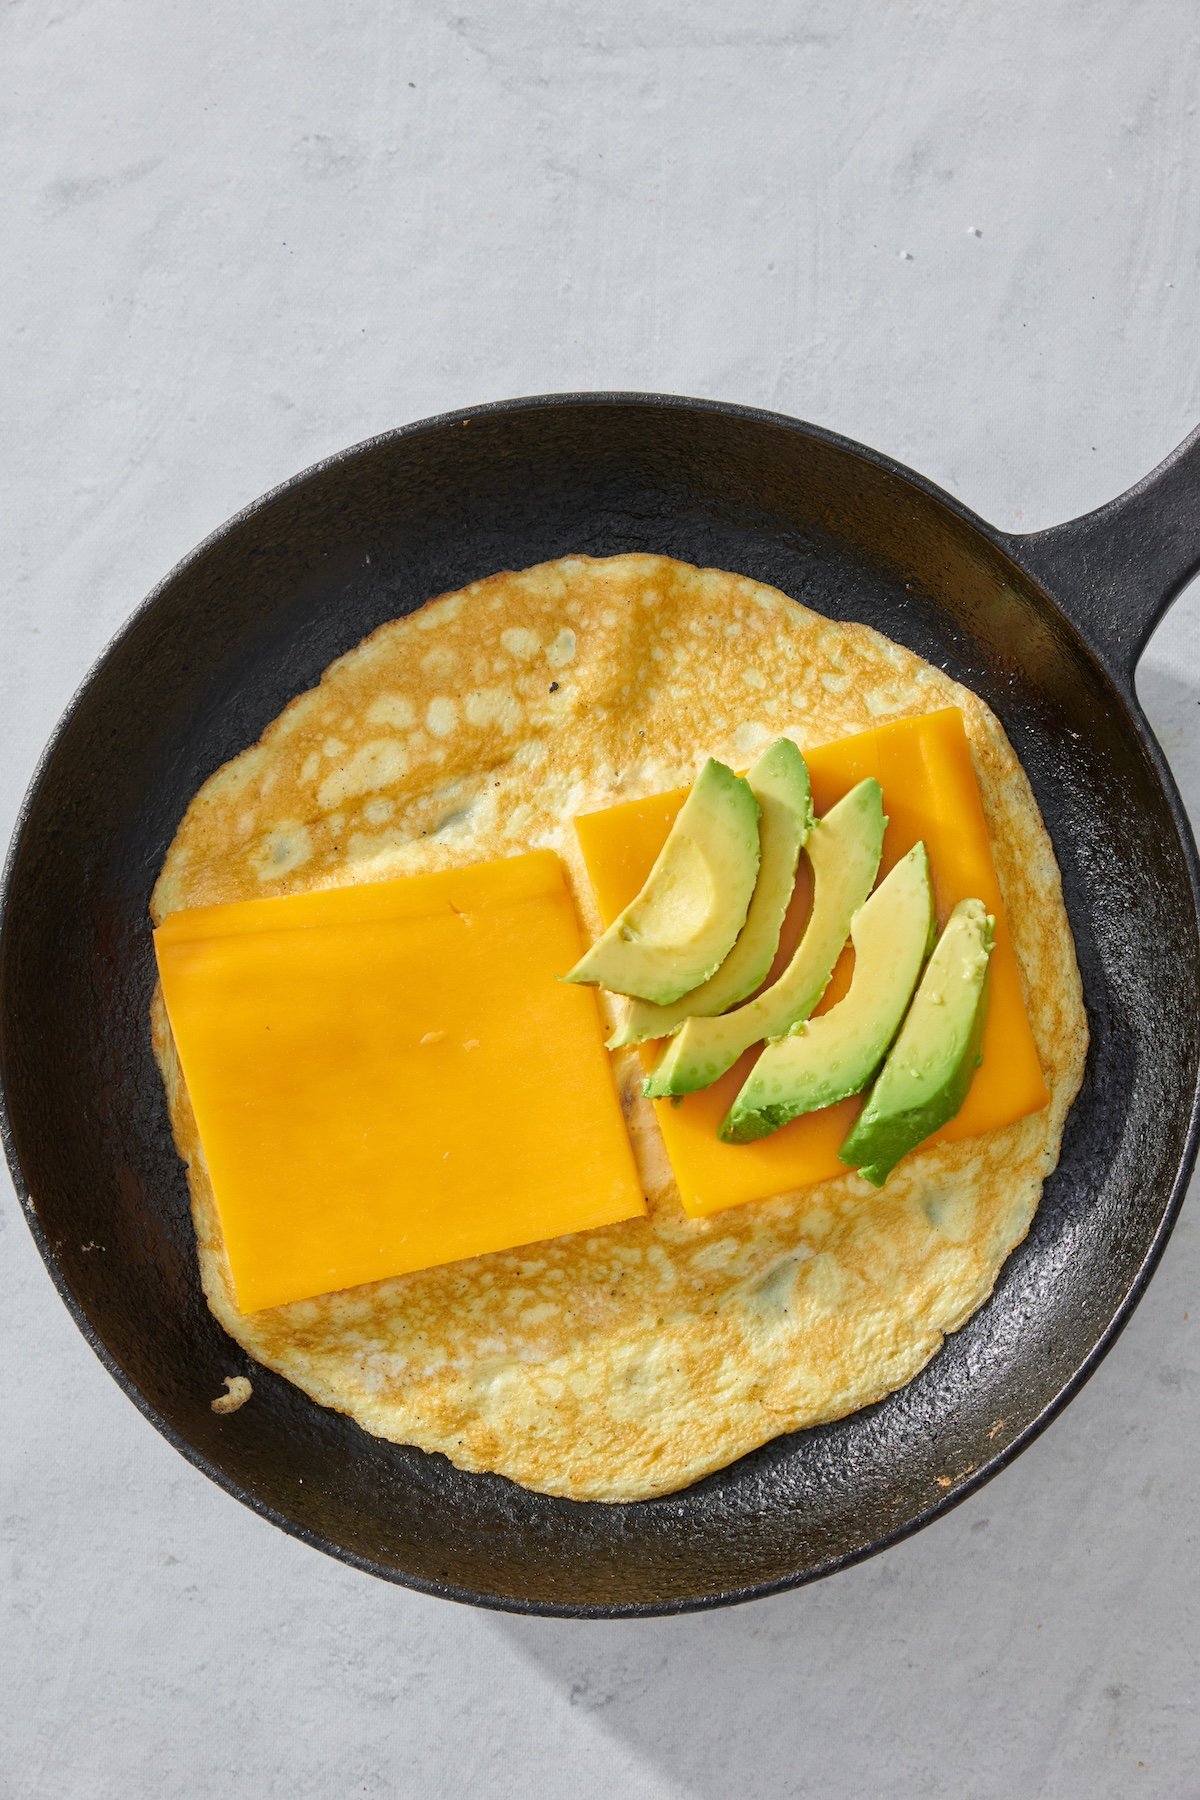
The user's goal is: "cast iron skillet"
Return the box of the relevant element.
[4,394,1200,1618]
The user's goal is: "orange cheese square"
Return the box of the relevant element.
[155,851,645,1311]
[574,709,1048,1217]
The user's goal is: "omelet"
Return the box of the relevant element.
[150,555,1087,1502]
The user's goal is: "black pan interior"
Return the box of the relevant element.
[2,397,1195,1614]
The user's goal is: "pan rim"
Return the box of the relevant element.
[3,389,1198,1618]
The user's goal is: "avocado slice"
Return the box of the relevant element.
[609,738,813,1048]
[840,898,995,1185]
[643,779,885,1098]
[564,758,760,1005]
[719,842,935,1143]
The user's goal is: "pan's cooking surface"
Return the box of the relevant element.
[2,396,1198,1613]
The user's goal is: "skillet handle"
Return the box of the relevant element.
[1003,423,1200,696]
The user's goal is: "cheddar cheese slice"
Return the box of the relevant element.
[574,709,1048,1217]
[155,851,645,1312]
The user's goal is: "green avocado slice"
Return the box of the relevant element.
[609,738,813,1048]
[564,758,760,1005]
[719,842,935,1143]
[840,898,995,1185]
[643,778,885,1098]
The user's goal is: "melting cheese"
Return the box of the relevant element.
[575,708,1048,1217]
[154,851,645,1311]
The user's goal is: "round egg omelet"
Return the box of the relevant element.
[151,556,1086,1501]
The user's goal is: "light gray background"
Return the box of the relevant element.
[4,3,1199,1795]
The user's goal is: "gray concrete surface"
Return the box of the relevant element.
[3,3,1199,1795]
